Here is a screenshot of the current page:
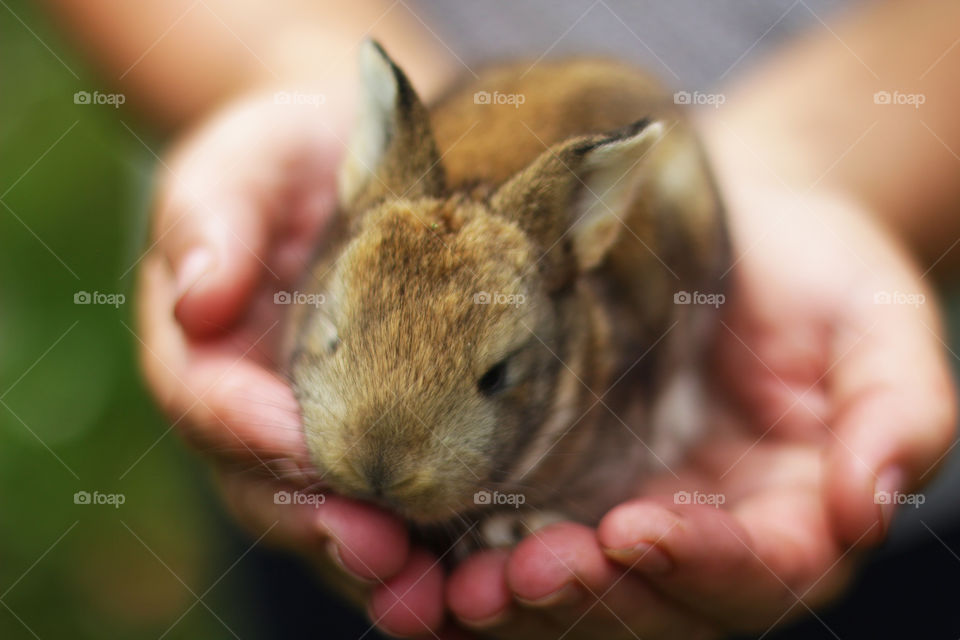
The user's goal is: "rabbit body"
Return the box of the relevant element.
[287,42,728,550]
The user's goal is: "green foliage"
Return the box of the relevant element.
[0,3,260,638]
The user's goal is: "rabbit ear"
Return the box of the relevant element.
[491,119,664,284]
[338,40,445,208]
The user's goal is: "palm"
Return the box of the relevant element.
[437,187,950,639]
[139,95,419,619]
[597,190,901,626]
[140,92,955,638]
[145,96,348,472]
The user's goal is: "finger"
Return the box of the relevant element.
[447,550,513,627]
[713,252,834,443]
[153,103,338,336]
[448,549,581,639]
[218,470,324,551]
[598,496,850,630]
[317,494,411,582]
[137,252,310,470]
[368,549,446,637]
[155,152,270,336]
[171,352,310,469]
[506,523,617,603]
[825,293,956,545]
[506,522,713,638]
[218,470,409,582]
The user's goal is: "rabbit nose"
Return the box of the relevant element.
[354,455,391,498]
[366,469,423,501]
[356,457,414,498]
[357,459,435,505]
[363,464,390,498]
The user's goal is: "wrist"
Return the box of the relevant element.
[693,100,881,231]
[694,104,938,315]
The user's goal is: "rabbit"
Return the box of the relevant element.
[284,40,729,553]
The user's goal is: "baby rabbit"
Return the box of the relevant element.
[286,40,728,551]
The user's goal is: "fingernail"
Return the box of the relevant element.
[875,466,905,535]
[517,582,582,607]
[175,248,214,299]
[326,540,376,584]
[609,541,674,574]
[366,604,403,639]
[604,541,673,574]
[459,608,511,630]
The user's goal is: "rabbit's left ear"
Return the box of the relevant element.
[492,119,664,279]
[338,40,445,208]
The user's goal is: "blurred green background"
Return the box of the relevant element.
[2,1,960,639]
[0,2,297,638]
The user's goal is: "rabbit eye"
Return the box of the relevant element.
[327,336,341,355]
[477,360,509,396]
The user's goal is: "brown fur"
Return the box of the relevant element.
[287,41,728,548]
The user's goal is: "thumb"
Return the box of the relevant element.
[824,300,956,546]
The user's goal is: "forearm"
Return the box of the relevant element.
[43,0,454,131]
[701,0,960,277]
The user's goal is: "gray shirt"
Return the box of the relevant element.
[410,0,850,89]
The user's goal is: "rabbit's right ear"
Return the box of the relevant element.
[338,40,445,208]
[491,120,664,287]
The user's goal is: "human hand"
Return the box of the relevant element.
[391,124,956,639]
[135,87,445,628]
[136,81,956,639]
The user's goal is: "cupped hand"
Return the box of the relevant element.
[136,87,956,639]
[135,87,455,634]
[420,126,955,638]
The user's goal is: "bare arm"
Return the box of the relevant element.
[42,0,454,130]
[702,0,960,277]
